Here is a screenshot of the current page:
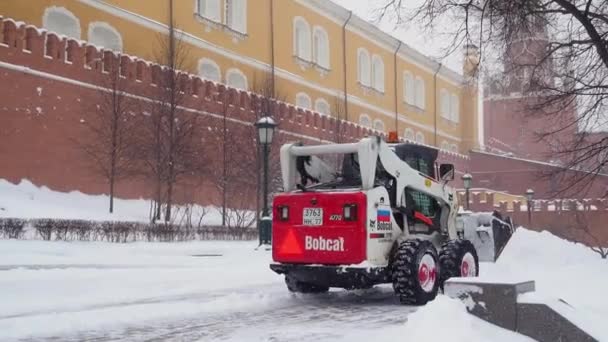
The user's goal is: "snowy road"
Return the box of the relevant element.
[0,240,415,341]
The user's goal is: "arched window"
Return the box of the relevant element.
[198,58,221,83]
[359,114,371,128]
[198,0,221,22]
[415,76,426,110]
[357,48,371,86]
[404,128,415,141]
[293,17,311,61]
[373,119,385,132]
[312,26,330,69]
[450,94,460,122]
[371,55,385,92]
[450,144,459,153]
[314,98,331,115]
[415,132,425,144]
[441,141,450,150]
[296,92,312,109]
[226,0,247,34]
[440,89,450,119]
[42,6,81,39]
[88,22,123,52]
[226,68,248,90]
[404,72,415,105]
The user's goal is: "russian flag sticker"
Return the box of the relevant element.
[377,209,391,222]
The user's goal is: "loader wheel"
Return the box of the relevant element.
[438,239,479,289]
[285,275,329,294]
[391,239,439,305]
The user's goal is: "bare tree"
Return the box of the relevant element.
[78,59,136,213]
[566,211,608,259]
[134,2,204,222]
[377,0,608,197]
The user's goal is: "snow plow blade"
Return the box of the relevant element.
[459,212,515,262]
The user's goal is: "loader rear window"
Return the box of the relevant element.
[298,153,362,190]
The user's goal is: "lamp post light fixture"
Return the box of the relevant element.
[525,188,535,226]
[462,173,473,211]
[255,116,277,247]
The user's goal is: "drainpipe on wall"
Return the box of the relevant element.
[342,11,353,122]
[270,0,276,98]
[433,63,442,147]
[393,41,402,133]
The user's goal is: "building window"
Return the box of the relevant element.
[42,6,81,39]
[359,114,371,128]
[225,0,247,34]
[314,98,330,115]
[226,68,248,90]
[357,48,371,87]
[371,55,385,92]
[441,141,450,150]
[198,0,221,22]
[440,89,450,119]
[450,144,459,153]
[88,22,123,52]
[293,17,311,61]
[198,58,221,82]
[373,119,385,132]
[404,128,415,141]
[415,77,425,110]
[312,26,330,69]
[404,72,415,106]
[416,132,425,144]
[296,92,312,109]
[450,94,460,122]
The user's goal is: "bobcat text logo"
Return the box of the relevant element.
[305,236,345,252]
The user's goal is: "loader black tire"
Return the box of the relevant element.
[285,275,329,294]
[438,239,479,290]
[391,239,439,305]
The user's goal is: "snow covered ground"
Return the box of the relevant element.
[0,239,533,342]
[0,179,252,227]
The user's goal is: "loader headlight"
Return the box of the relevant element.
[278,206,289,221]
[343,204,357,221]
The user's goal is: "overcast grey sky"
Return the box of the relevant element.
[331,0,462,73]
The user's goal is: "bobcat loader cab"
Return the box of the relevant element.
[270,136,510,305]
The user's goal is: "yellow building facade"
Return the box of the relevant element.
[0,0,480,153]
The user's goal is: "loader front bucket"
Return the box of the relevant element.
[460,213,515,262]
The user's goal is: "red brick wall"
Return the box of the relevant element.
[0,18,471,207]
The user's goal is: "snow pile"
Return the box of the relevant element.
[0,179,253,227]
[399,296,533,342]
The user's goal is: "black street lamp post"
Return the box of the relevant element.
[255,116,277,246]
[526,189,535,226]
[462,173,472,211]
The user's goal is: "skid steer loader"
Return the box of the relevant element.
[269,135,514,305]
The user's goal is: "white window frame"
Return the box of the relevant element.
[440,89,450,119]
[357,48,371,87]
[293,17,311,61]
[225,0,247,34]
[42,6,81,39]
[225,68,248,90]
[404,71,415,105]
[415,76,426,110]
[312,26,330,69]
[415,132,425,144]
[450,94,460,123]
[295,92,312,110]
[404,128,415,141]
[88,22,123,52]
[373,119,385,132]
[359,114,372,128]
[197,0,221,22]
[198,58,221,83]
[314,98,331,115]
[371,55,385,92]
